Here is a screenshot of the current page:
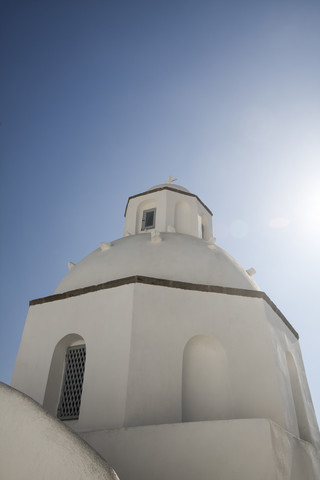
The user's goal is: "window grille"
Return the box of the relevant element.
[141,208,156,230]
[57,345,86,420]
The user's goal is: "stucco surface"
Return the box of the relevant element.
[13,281,320,445]
[81,419,320,480]
[0,382,119,480]
[12,285,134,432]
[55,233,259,294]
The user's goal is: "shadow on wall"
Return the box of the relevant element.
[286,351,312,443]
[182,335,232,422]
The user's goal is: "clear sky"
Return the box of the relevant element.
[1,0,320,423]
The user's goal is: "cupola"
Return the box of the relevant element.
[123,178,213,240]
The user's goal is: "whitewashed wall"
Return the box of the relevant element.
[11,281,319,448]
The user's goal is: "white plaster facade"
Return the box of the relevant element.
[10,183,320,479]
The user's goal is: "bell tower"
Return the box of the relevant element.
[124,180,213,240]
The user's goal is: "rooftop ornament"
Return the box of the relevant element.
[164,176,177,184]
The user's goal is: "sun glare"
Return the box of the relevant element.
[299,190,320,233]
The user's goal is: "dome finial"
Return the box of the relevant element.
[164,176,177,184]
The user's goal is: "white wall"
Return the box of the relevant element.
[124,284,286,429]
[81,419,320,480]
[12,281,320,446]
[12,285,134,432]
[263,301,320,446]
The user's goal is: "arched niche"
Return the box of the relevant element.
[201,214,209,240]
[286,352,312,442]
[175,201,191,235]
[182,335,231,422]
[43,334,85,417]
[135,199,156,234]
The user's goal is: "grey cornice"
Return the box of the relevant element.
[29,275,298,339]
[124,186,213,217]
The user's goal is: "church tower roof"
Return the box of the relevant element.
[55,182,259,294]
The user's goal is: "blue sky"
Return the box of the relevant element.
[1,0,320,422]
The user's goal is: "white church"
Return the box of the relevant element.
[1,180,320,479]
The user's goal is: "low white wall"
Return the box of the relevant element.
[81,419,320,480]
[81,418,320,480]
[0,382,119,480]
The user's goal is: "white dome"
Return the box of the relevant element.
[55,233,259,294]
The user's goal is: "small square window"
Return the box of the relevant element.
[141,208,156,230]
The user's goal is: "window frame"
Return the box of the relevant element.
[141,208,156,231]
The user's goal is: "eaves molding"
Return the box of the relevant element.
[29,275,298,339]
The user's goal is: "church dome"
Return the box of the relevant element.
[55,233,259,294]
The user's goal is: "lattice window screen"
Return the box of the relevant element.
[57,345,86,420]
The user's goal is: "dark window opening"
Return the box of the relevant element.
[141,208,156,230]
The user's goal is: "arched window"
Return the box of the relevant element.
[286,352,311,442]
[43,334,86,421]
[182,335,231,422]
[201,214,209,240]
[57,344,86,420]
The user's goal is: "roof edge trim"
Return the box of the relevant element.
[29,275,298,339]
[124,186,213,217]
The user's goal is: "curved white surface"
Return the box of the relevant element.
[55,233,259,294]
[0,382,119,480]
